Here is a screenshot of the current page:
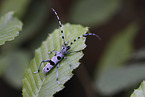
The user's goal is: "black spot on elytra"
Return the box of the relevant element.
[57,56,61,60]
[49,60,55,66]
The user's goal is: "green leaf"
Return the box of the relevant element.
[23,23,88,97]
[97,23,139,74]
[131,81,145,97]
[96,64,145,95]
[94,23,139,95]
[0,0,31,18]
[0,12,22,45]
[0,50,30,89]
[70,0,121,26]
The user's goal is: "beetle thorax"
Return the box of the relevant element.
[61,45,70,55]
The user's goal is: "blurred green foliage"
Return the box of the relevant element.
[94,23,141,95]
[0,0,31,18]
[97,23,138,74]
[70,0,122,26]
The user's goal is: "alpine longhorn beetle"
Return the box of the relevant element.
[34,8,101,84]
